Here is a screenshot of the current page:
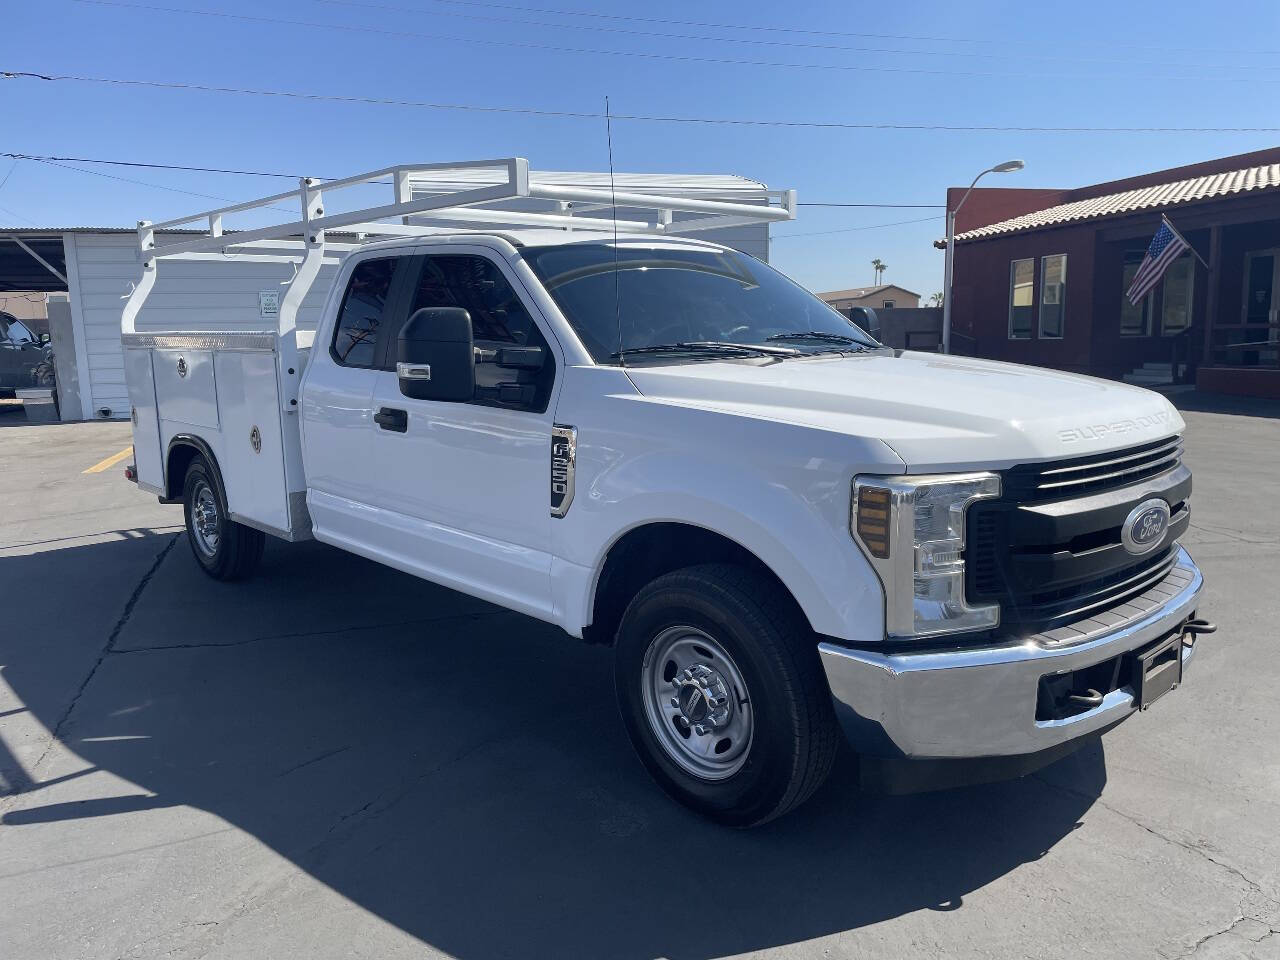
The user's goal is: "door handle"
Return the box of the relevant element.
[374,407,408,433]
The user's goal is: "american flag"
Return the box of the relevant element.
[1126,217,1190,306]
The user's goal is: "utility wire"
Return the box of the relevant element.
[6,72,1279,134]
[2,152,319,180]
[62,0,1280,85]
[800,202,943,208]
[772,216,942,239]
[2,153,945,237]
[396,0,1280,57]
[305,0,1280,71]
[22,156,298,212]
[0,152,946,206]
[0,203,38,226]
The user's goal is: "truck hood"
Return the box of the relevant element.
[623,350,1184,471]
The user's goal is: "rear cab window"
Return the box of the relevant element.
[330,257,398,368]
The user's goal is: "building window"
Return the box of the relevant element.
[1120,250,1151,336]
[1009,258,1034,339]
[1039,254,1067,339]
[1161,253,1194,336]
[881,299,895,309]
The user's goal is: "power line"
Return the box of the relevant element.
[799,202,943,208]
[21,156,299,212]
[1,153,947,209]
[3,151,948,236]
[305,0,1279,72]
[7,71,1280,134]
[0,159,19,193]
[2,153,312,179]
[62,0,1280,85]
[772,216,942,239]
[0,202,38,226]
[401,0,1280,57]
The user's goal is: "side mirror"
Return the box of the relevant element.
[847,306,880,338]
[397,307,474,402]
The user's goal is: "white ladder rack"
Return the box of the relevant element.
[120,157,795,412]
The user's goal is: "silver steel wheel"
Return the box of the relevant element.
[190,480,221,558]
[641,625,754,781]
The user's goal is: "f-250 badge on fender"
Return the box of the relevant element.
[551,425,576,518]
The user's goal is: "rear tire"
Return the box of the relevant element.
[614,563,839,827]
[181,456,265,581]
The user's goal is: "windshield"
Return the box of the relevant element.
[521,243,880,364]
[6,318,36,344]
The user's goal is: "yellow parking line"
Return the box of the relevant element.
[84,446,133,474]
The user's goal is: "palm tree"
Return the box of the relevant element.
[871,259,887,284]
[929,292,944,307]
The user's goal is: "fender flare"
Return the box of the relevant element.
[164,434,225,507]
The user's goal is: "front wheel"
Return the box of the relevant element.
[614,564,839,827]
[182,457,265,581]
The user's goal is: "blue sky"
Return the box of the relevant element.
[3,0,1279,297]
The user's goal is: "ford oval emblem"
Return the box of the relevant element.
[1122,498,1171,556]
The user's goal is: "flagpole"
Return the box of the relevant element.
[1162,214,1209,269]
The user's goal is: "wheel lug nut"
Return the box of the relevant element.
[671,697,680,709]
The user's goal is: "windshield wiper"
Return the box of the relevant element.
[611,341,800,359]
[765,330,866,346]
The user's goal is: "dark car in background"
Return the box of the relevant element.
[0,311,54,395]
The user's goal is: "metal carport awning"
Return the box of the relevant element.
[0,234,68,291]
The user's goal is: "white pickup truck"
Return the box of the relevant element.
[121,159,1212,826]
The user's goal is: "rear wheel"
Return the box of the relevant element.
[182,457,265,580]
[614,563,839,827]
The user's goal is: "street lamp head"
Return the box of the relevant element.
[992,159,1025,173]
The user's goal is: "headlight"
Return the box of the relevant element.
[852,473,1001,639]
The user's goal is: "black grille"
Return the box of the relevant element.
[967,436,1188,635]
[1002,435,1183,503]
[1017,548,1177,625]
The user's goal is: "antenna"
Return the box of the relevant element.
[606,95,624,367]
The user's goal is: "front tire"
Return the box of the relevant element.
[182,457,265,581]
[614,564,839,827]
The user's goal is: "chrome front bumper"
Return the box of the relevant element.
[818,546,1203,759]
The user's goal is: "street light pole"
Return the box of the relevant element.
[942,159,1024,354]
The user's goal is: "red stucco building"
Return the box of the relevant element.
[945,148,1280,398]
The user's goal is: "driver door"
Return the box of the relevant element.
[366,248,562,621]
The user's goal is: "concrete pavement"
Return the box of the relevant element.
[0,404,1277,959]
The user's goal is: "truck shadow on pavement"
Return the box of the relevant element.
[1,532,1104,960]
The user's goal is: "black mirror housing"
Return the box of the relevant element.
[847,306,880,338]
[397,307,475,402]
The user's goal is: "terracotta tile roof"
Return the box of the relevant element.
[956,162,1280,241]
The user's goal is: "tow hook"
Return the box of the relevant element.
[1181,618,1217,649]
[1068,689,1105,709]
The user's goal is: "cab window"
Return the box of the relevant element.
[331,257,398,368]
[401,255,555,413]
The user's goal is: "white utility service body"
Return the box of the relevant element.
[121,159,1209,824]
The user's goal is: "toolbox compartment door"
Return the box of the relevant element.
[213,350,290,535]
[154,349,219,430]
